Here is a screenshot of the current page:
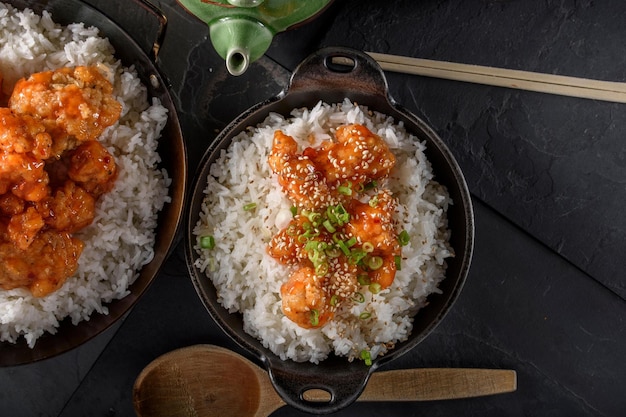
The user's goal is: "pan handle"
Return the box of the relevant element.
[130,0,168,62]
[286,46,392,106]
[265,355,374,414]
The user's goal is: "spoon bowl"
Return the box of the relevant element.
[133,344,517,417]
[133,345,283,417]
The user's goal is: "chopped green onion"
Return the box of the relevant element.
[357,274,371,285]
[360,349,372,366]
[290,206,297,216]
[328,203,349,226]
[322,219,336,233]
[305,240,317,251]
[364,180,377,190]
[307,247,324,263]
[310,309,319,326]
[359,311,371,320]
[369,195,379,207]
[352,292,365,303]
[367,256,383,270]
[394,255,402,270]
[362,242,374,253]
[315,262,329,276]
[338,181,352,196]
[398,230,410,246]
[349,248,367,265]
[305,240,324,255]
[337,239,350,256]
[243,202,257,211]
[337,208,349,225]
[330,294,339,307]
[200,235,215,249]
[326,206,337,224]
[301,228,320,240]
[208,257,217,272]
[369,282,382,294]
[345,236,357,248]
[307,211,322,226]
[325,246,341,258]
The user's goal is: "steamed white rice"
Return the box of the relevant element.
[193,99,453,363]
[0,3,171,347]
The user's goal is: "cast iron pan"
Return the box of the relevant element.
[185,46,474,414]
[0,0,187,366]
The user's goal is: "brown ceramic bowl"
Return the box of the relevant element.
[185,46,473,414]
[0,0,186,366]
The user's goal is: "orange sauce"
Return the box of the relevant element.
[0,66,121,297]
[267,124,401,328]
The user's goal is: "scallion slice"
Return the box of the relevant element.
[200,235,215,250]
[398,230,410,246]
[364,180,377,190]
[315,262,329,276]
[329,203,349,226]
[337,239,350,256]
[357,274,371,285]
[307,211,321,226]
[338,181,352,196]
[322,219,336,233]
[243,202,257,211]
[286,224,298,236]
[349,248,367,265]
[301,228,320,240]
[360,349,372,366]
[369,282,382,294]
[367,256,383,270]
[310,309,319,326]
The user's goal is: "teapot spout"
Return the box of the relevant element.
[209,17,274,76]
[225,47,249,77]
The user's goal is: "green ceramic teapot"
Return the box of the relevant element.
[177,0,333,75]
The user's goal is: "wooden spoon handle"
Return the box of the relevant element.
[359,368,517,401]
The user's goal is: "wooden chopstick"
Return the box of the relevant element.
[367,51,626,103]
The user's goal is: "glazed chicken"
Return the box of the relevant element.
[268,124,396,212]
[267,124,401,329]
[0,65,120,297]
[8,66,121,158]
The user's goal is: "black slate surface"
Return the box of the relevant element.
[1,0,625,416]
[267,0,626,300]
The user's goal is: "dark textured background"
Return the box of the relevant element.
[1,0,625,416]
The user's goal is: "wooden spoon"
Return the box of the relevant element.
[133,344,516,417]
